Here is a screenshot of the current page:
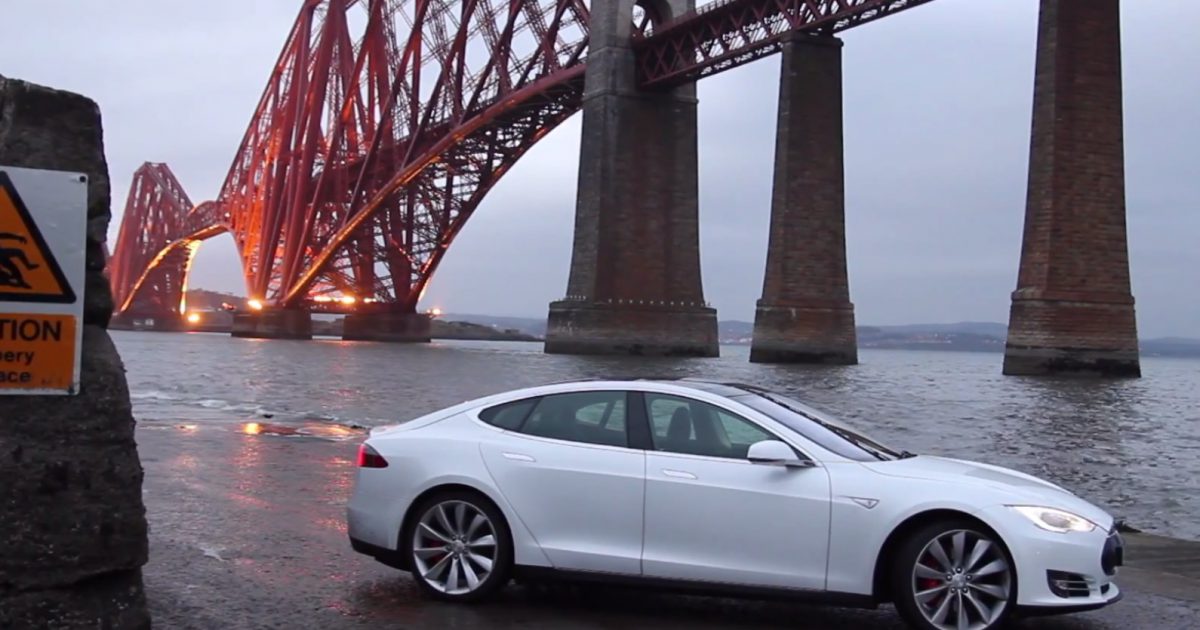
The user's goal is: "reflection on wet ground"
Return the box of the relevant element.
[139,423,1200,629]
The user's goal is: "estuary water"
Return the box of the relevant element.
[113,330,1200,540]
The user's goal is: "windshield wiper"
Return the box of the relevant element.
[899,450,918,459]
[832,428,891,461]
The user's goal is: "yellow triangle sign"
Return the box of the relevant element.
[0,172,76,303]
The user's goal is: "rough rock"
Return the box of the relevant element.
[0,75,150,628]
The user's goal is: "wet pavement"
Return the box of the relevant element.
[139,420,1200,629]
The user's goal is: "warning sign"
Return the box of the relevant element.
[0,167,86,396]
[0,174,76,303]
[0,314,77,390]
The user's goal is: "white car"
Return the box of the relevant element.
[347,379,1124,629]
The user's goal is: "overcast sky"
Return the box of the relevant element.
[3,0,1197,336]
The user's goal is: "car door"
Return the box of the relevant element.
[478,391,645,575]
[638,392,832,590]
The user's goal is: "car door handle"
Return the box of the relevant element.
[661,469,697,480]
[502,452,535,462]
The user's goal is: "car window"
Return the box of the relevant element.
[518,391,629,447]
[644,393,775,459]
[478,398,538,430]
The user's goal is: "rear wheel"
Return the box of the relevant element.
[891,519,1015,630]
[405,490,512,602]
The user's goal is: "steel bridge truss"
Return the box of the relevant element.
[109,0,936,317]
[634,0,939,87]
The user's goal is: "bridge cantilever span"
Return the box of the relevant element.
[109,163,229,329]
[109,0,935,337]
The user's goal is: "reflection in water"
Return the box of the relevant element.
[118,332,1200,538]
[989,380,1137,514]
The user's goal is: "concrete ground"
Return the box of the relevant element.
[138,421,1200,629]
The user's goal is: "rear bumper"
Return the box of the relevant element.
[350,536,409,570]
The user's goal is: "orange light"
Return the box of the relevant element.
[247,299,264,311]
[243,422,262,435]
[340,296,357,305]
[186,312,201,324]
[430,307,443,317]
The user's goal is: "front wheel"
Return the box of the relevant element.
[891,520,1016,630]
[405,490,512,602]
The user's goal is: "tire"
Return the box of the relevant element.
[403,490,513,602]
[890,518,1016,630]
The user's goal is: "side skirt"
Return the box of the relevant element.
[512,566,878,609]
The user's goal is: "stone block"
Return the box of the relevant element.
[231,309,313,340]
[342,311,432,342]
[0,74,149,628]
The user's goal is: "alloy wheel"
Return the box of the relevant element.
[411,500,498,595]
[911,529,1012,630]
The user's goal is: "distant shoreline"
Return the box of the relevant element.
[172,291,1200,357]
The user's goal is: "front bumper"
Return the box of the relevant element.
[980,505,1124,612]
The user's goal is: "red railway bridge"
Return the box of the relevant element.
[108,0,1140,376]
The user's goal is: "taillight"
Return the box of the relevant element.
[357,443,388,468]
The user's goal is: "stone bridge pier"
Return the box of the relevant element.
[232,308,313,340]
[1004,0,1140,376]
[750,34,857,364]
[545,0,719,357]
[548,0,1138,375]
[342,309,431,343]
[110,310,184,332]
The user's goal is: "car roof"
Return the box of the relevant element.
[456,378,783,413]
[541,377,762,398]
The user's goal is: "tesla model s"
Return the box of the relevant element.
[347,379,1123,630]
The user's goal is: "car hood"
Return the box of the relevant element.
[863,455,1113,530]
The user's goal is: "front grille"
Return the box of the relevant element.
[1047,570,1091,598]
[1102,531,1125,576]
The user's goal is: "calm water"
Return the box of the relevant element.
[114,331,1200,540]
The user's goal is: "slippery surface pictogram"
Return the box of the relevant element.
[0,173,76,304]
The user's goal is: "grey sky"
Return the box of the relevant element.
[3,0,1197,336]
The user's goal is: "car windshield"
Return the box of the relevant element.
[732,389,911,462]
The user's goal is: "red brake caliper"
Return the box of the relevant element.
[919,556,944,604]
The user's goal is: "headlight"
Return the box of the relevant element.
[1009,506,1097,533]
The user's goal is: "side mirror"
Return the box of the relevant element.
[747,440,813,468]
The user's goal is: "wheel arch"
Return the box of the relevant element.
[871,508,1014,603]
[396,482,515,560]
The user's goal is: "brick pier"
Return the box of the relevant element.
[545,0,717,357]
[750,35,857,364]
[1004,0,1139,376]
